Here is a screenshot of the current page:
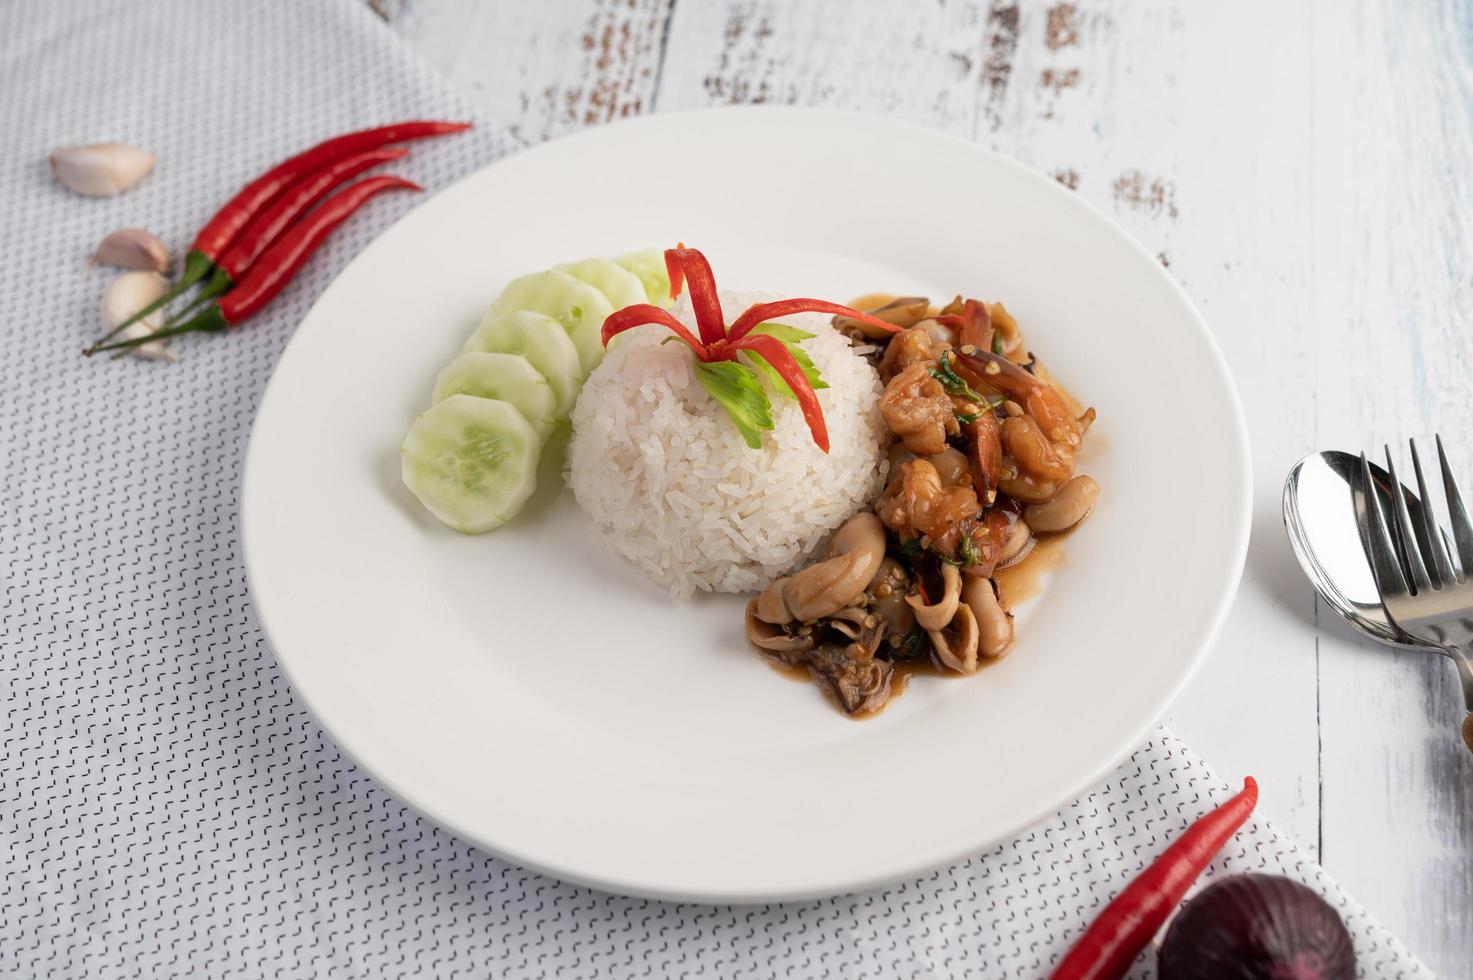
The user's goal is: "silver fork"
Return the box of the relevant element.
[1356,436,1473,754]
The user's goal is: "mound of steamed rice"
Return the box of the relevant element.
[567,290,887,597]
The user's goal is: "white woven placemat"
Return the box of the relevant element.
[0,2,1432,977]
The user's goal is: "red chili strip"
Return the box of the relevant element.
[600,304,708,359]
[90,175,420,353]
[664,248,686,300]
[726,298,899,342]
[664,247,726,346]
[729,332,830,452]
[1048,777,1258,980]
[595,244,876,452]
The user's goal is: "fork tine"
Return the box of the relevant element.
[1437,434,1473,579]
[1359,452,1410,599]
[1384,445,1432,593]
[1410,438,1456,588]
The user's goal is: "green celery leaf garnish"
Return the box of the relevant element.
[747,321,816,343]
[742,323,828,401]
[694,360,774,449]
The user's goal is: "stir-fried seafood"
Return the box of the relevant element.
[745,295,1099,715]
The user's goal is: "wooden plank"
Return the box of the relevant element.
[390,0,673,144]
[1310,0,1473,973]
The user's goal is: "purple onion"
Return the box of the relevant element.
[1158,874,1356,980]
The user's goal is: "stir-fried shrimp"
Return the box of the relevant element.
[964,412,1003,501]
[748,291,1099,716]
[878,325,944,380]
[876,458,982,557]
[880,362,959,456]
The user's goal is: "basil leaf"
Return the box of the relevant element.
[747,321,816,343]
[694,360,773,449]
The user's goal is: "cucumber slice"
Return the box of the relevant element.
[432,352,558,438]
[487,270,612,377]
[556,257,648,311]
[401,395,541,534]
[615,250,672,306]
[462,310,581,418]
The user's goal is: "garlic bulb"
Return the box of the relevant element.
[90,228,171,273]
[50,143,155,197]
[100,271,175,363]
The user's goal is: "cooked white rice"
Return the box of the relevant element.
[567,290,888,597]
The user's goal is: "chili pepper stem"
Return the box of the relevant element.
[87,305,229,355]
[159,268,231,329]
[84,249,215,353]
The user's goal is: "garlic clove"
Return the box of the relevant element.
[90,228,171,273]
[101,270,176,363]
[50,143,155,197]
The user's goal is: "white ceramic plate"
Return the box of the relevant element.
[242,107,1251,903]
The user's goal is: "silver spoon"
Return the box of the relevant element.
[1283,450,1434,650]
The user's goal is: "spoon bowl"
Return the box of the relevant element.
[1283,451,1432,651]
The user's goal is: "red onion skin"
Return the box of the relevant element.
[1157,874,1356,980]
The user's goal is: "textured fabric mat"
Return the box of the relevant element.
[0,1,1431,977]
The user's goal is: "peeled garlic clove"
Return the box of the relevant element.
[90,228,171,273]
[50,143,155,197]
[101,271,175,363]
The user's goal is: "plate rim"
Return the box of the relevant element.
[241,104,1253,903]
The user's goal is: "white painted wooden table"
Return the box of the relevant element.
[375,0,1473,972]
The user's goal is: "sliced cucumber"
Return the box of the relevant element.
[401,395,541,534]
[432,352,558,437]
[615,249,672,307]
[487,270,613,377]
[462,310,581,418]
[556,257,648,311]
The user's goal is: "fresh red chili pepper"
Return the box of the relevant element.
[163,147,411,326]
[91,175,419,354]
[1048,776,1259,980]
[217,147,409,282]
[600,245,901,450]
[190,120,467,262]
[88,120,469,352]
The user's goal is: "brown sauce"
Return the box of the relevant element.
[994,532,1067,610]
[846,292,897,312]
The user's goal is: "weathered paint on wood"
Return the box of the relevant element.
[388,0,1471,971]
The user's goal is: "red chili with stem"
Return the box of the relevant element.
[1048,776,1259,980]
[600,246,901,451]
[163,146,410,326]
[90,175,420,354]
[93,119,469,347]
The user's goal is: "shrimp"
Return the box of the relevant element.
[952,350,1087,498]
[878,325,945,381]
[880,361,959,456]
[875,458,983,558]
[964,411,1003,501]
